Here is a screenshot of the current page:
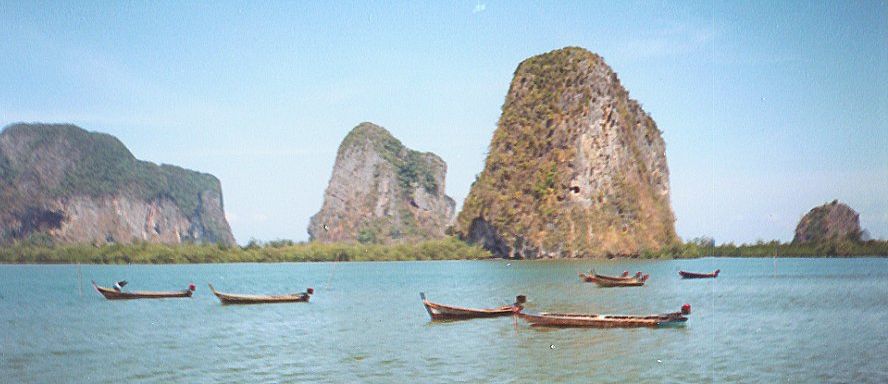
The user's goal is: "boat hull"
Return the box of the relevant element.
[578,273,646,287]
[208,284,311,305]
[93,282,192,300]
[423,302,517,320]
[679,270,719,279]
[518,311,687,328]
[420,293,520,320]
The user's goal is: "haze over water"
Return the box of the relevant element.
[2,257,886,383]
[3,2,885,243]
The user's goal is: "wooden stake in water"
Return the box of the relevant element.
[325,258,337,290]
[78,262,83,297]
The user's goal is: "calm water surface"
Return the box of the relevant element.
[1,258,886,383]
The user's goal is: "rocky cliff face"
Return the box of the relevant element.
[455,47,676,258]
[793,200,862,244]
[0,123,236,246]
[308,122,455,243]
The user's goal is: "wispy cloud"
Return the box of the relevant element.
[472,3,486,14]
[617,24,714,61]
[0,35,238,131]
[180,147,333,158]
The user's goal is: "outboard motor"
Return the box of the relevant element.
[514,295,527,310]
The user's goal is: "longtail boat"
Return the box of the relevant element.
[578,273,649,287]
[679,269,720,279]
[92,281,195,300]
[516,304,690,328]
[208,284,313,304]
[591,271,643,281]
[420,293,526,320]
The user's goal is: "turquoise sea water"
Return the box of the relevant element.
[1,258,886,383]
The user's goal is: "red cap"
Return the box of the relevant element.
[188,283,196,291]
[306,288,314,295]
[681,304,691,314]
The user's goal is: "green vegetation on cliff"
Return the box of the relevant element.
[793,200,862,244]
[0,237,491,264]
[1,124,219,216]
[456,47,676,258]
[310,122,454,244]
[0,123,234,245]
[0,151,14,181]
[340,122,439,195]
[459,49,584,236]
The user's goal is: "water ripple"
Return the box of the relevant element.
[0,259,886,383]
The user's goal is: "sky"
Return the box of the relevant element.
[1,1,886,244]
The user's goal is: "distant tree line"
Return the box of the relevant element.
[0,237,491,264]
[642,238,888,258]
[3,234,886,264]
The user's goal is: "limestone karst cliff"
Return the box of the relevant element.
[0,123,235,246]
[455,47,677,258]
[793,200,862,244]
[308,122,455,244]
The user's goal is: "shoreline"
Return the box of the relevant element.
[2,237,886,264]
[1,252,885,265]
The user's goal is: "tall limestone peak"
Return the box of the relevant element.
[793,200,862,244]
[308,122,455,243]
[0,123,236,246]
[455,47,676,258]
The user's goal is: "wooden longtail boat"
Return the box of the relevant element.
[420,293,526,320]
[593,271,643,281]
[679,269,720,279]
[590,271,636,280]
[92,281,195,300]
[516,304,691,328]
[578,273,649,287]
[208,284,313,304]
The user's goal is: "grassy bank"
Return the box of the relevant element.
[4,236,886,264]
[0,237,492,264]
[642,240,888,259]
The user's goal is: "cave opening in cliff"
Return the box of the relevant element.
[17,207,65,237]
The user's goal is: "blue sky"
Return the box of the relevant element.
[2,1,886,244]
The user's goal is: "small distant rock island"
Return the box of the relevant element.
[793,200,862,244]
[0,123,236,246]
[308,122,456,244]
[455,47,677,258]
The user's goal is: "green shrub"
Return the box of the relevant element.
[0,236,492,264]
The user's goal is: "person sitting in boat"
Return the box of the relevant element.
[113,280,128,292]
